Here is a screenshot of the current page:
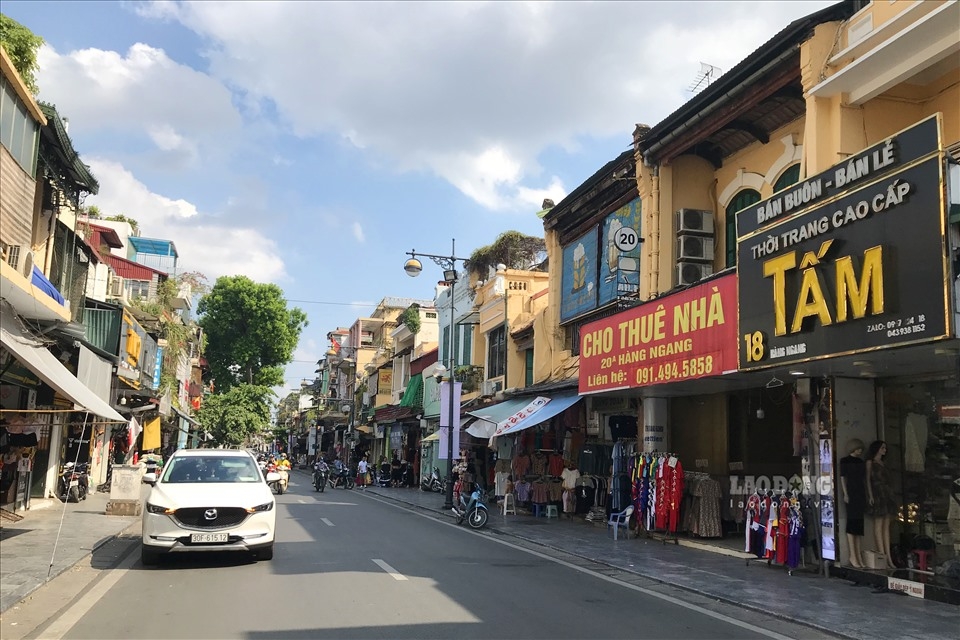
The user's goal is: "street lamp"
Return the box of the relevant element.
[404,238,468,510]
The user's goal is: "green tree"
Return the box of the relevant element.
[0,14,43,95]
[194,384,274,447]
[104,213,140,235]
[198,275,307,391]
[467,230,546,280]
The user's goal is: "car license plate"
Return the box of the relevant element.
[190,532,229,543]
[69,480,79,487]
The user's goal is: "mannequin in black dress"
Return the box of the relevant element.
[840,439,867,568]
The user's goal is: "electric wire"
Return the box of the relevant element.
[48,412,90,580]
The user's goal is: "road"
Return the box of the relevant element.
[11,475,835,640]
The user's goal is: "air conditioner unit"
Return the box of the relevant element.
[676,208,714,235]
[20,249,35,278]
[677,235,714,261]
[108,275,124,298]
[677,261,714,286]
[480,380,502,397]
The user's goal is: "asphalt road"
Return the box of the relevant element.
[22,476,835,640]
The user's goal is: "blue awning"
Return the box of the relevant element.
[466,398,531,427]
[495,392,582,437]
[31,266,65,306]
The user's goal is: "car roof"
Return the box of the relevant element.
[169,449,254,458]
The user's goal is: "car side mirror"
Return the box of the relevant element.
[265,471,281,483]
[142,472,157,485]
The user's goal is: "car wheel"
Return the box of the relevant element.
[141,545,161,566]
[255,545,274,561]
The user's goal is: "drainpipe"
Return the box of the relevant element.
[648,165,661,296]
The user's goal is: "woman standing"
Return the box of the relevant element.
[865,440,897,569]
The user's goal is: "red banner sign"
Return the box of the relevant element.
[579,273,738,393]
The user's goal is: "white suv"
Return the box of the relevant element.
[141,449,276,565]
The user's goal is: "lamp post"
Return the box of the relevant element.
[404,238,468,510]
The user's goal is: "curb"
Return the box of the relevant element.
[366,488,858,640]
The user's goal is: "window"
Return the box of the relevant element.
[129,279,150,299]
[524,349,534,386]
[487,325,506,378]
[725,189,761,268]
[773,164,801,192]
[162,456,261,483]
[0,79,40,177]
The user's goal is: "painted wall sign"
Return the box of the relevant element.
[117,311,146,387]
[738,156,948,370]
[599,198,642,306]
[561,228,599,323]
[736,115,940,239]
[579,273,738,394]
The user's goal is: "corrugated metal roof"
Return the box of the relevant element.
[104,254,167,280]
[129,236,178,257]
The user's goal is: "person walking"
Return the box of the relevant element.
[357,455,369,490]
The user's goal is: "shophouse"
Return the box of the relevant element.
[573,0,959,602]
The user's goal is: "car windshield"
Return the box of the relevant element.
[161,456,262,483]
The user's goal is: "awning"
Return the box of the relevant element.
[496,392,581,437]
[466,397,532,427]
[0,308,126,422]
[422,431,441,443]
[172,406,201,427]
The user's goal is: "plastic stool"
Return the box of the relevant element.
[502,493,516,515]
[544,505,558,518]
[532,503,546,517]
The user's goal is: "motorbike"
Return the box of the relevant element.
[421,466,443,493]
[327,462,355,490]
[264,463,285,495]
[58,462,89,503]
[452,482,489,529]
[312,461,329,492]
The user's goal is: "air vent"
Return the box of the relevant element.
[677,262,713,286]
[676,208,714,234]
[677,235,714,261]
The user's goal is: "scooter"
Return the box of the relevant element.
[452,482,489,529]
[58,462,89,503]
[421,467,443,493]
[264,463,284,495]
[328,462,355,489]
[312,461,329,492]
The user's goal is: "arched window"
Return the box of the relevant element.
[773,164,801,192]
[725,189,761,268]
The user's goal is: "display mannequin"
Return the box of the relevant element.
[865,440,897,569]
[839,439,867,568]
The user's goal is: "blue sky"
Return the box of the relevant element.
[3,0,832,392]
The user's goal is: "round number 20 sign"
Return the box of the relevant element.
[614,227,640,252]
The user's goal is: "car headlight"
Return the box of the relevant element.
[146,503,175,515]
[246,502,274,513]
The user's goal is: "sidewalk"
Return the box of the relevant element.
[0,491,139,614]
[357,482,960,640]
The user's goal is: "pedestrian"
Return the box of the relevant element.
[357,454,369,490]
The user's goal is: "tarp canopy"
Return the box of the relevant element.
[1,308,125,422]
[495,392,582,437]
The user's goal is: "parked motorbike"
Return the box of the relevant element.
[58,462,89,503]
[312,461,329,492]
[327,462,355,490]
[421,466,443,493]
[452,482,489,529]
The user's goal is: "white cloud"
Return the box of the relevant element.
[136,0,831,210]
[351,222,365,244]
[86,158,287,282]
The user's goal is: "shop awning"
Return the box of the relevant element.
[0,308,126,422]
[466,397,532,427]
[494,391,582,437]
[422,430,441,443]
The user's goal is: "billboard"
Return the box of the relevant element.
[580,273,738,393]
[560,228,599,323]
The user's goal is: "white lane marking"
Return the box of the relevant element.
[298,499,308,504]
[368,495,792,640]
[372,558,408,581]
[321,517,335,527]
[38,546,139,639]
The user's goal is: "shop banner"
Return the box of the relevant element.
[579,273,738,394]
[736,115,940,240]
[738,156,948,371]
[493,396,551,437]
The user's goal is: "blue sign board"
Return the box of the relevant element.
[153,346,164,389]
[598,198,642,306]
[560,228,598,323]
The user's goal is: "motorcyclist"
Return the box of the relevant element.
[277,453,292,470]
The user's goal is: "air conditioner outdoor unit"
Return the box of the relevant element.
[108,275,124,298]
[676,208,714,234]
[480,380,502,397]
[677,261,714,286]
[20,249,35,278]
[677,235,714,261]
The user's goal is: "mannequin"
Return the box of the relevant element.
[839,439,867,568]
[865,440,897,569]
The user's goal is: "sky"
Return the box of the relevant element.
[4,0,834,394]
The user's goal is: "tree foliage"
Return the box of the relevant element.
[0,15,43,95]
[194,384,274,447]
[198,276,307,392]
[398,304,421,334]
[104,213,140,235]
[466,230,546,280]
